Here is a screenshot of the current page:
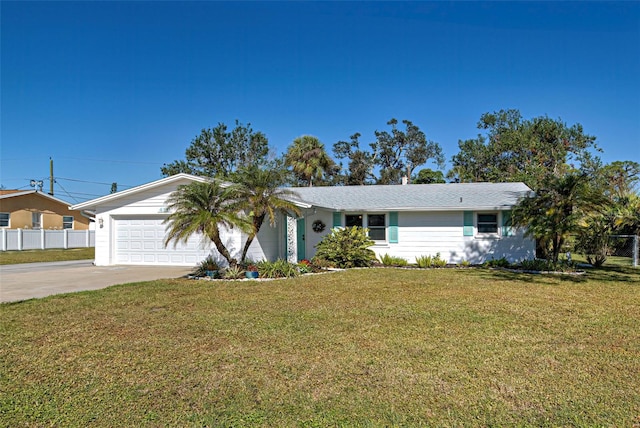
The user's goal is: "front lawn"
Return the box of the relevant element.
[0,247,95,265]
[1,267,638,426]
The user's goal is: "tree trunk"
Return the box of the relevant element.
[240,214,266,262]
[209,230,237,266]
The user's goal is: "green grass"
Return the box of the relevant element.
[0,247,95,265]
[1,267,639,426]
[573,254,636,267]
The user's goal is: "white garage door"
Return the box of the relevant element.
[115,217,209,266]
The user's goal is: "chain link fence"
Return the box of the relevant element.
[570,234,639,268]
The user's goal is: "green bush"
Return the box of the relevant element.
[416,252,448,268]
[257,259,300,278]
[314,227,377,268]
[574,227,609,267]
[194,255,220,277]
[483,257,511,268]
[432,253,448,268]
[310,256,335,270]
[223,265,245,279]
[415,255,433,268]
[519,258,576,272]
[379,253,408,267]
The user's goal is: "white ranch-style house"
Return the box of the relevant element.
[71,173,535,267]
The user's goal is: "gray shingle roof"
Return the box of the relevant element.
[288,182,532,211]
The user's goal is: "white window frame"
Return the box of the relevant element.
[32,212,42,229]
[345,213,387,242]
[0,212,9,228]
[477,212,498,236]
[63,216,74,230]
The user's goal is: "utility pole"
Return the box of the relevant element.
[49,157,54,196]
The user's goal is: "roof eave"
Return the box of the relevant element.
[308,204,518,212]
[70,173,209,210]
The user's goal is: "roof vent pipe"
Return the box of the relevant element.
[401,176,408,185]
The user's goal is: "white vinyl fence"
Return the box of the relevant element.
[1,229,95,251]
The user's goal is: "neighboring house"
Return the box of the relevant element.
[71,173,535,266]
[0,190,92,230]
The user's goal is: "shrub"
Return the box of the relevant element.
[223,265,245,279]
[195,256,220,277]
[460,260,471,267]
[257,259,300,278]
[574,231,609,267]
[432,252,448,268]
[379,253,408,267]
[415,255,433,268]
[310,256,335,270]
[297,262,312,274]
[483,257,511,268]
[314,227,377,268]
[519,258,576,272]
[415,253,447,268]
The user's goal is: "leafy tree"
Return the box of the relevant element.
[333,133,376,185]
[372,118,445,185]
[161,120,270,178]
[614,192,640,235]
[163,180,251,267]
[285,135,337,186]
[512,172,606,263]
[570,160,639,266]
[314,227,377,268]
[232,166,302,262]
[574,209,616,267]
[412,168,446,184]
[595,161,640,199]
[333,119,445,186]
[449,109,600,190]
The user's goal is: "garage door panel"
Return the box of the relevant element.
[184,255,198,264]
[115,217,212,266]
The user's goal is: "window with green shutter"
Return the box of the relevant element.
[463,211,474,236]
[332,212,342,228]
[501,210,513,236]
[388,211,398,243]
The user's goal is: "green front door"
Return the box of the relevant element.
[296,218,306,261]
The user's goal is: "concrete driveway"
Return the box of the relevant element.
[0,260,193,303]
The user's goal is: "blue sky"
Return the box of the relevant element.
[2,1,639,202]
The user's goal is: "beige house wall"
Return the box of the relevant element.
[0,193,91,230]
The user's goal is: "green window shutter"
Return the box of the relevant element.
[502,210,512,237]
[388,211,399,243]
[463,211,474,236]
[332,212,342,228]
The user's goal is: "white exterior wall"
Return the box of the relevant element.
[382,211,534,264]
[304,209,534,265]
[92,178,241,266]
[242,220,282,262]
[302,209,334,259]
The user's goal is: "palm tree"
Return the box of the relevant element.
[163,180,251,266]
[285,135,336,186]
[512,172,606,263]
[233,166,302,262]
[615,193,640,235]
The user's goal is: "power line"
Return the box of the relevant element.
[54,180,81,204]
[59,191,106,197]
[55,177,134,189]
